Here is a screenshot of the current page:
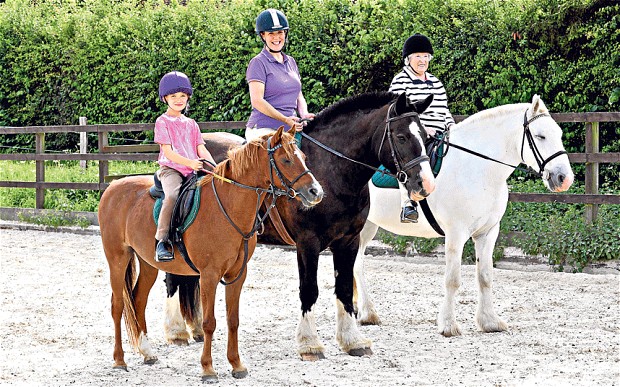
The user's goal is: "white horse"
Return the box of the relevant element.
[354,95,574,336]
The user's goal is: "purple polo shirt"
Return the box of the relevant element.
[246,48,302,129]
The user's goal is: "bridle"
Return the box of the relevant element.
[439,109,567,179]
[520,110,567,179]
[380,102,430,184]
[267,140,312,199]
[192,137,313,284]
[300,102,429,182]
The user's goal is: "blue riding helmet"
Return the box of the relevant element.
[255,9,289,34]
[158,71,193,103]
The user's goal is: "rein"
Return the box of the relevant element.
[300,102,429,180]
[194,138,312,285]
[438,110,566,179]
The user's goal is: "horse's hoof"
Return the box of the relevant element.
[300,352,325,361]
[193,335,204,343]
[143,356,158,365]
[170,338,189,346]
[201,374,218,383]
[232,369,248,379]
[348,347,373,357]
[359,315,382,326]
[112,364,128,372]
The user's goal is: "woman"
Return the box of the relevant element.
[245,8,314,141]
[389,33,455,223]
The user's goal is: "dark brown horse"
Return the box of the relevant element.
[98,127,323,381]
[164,92,436,360]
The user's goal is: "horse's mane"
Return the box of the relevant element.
[307,91,396,130]
[455,103,532,131]
[199,132,298,185]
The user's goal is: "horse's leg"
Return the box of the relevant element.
[105,246,133,370]
[164,291,191,346]
[354,221,382,325]
[186,289,204,343]
[332,238,373,356]
[473,225,508,333]
[437,233,467,337]
[133,258,159,364]
[296,243,326,361]
[163,274,204,345]
[224,273,248,379]
[199,272,219,382]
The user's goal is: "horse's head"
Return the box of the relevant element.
[381,93,436,201]
[521,95,574,192]
[258,126,324,207]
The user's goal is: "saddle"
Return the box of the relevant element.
[150,171,204,236]
[370,132,446,188]
[150,172,207,271]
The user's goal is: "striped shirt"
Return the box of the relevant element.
[389,66,455,133]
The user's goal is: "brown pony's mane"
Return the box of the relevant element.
[199,131,298,186]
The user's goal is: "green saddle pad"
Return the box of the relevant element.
[152,185,202,233]
[371,165,399,188]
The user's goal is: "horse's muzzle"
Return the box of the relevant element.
[297,182,324,207]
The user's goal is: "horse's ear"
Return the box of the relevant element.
[394,93,408,115]
[531,94,547,114]
[287,126,296,136]
[412,94,433,114]
[272,126,284,145]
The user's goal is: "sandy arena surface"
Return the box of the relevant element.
[0,227,618,386]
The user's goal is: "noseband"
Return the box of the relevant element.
[267,137,312,199]
[521,110,567,179]
[380,103,430,184]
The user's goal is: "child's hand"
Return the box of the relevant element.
[189,159,203,171]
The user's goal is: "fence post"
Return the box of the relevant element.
[79,117,87,169]
[35,132,45,209]
[584,121,599,224]
[98,127,109,189]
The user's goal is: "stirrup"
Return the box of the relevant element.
[400,205,419,223]
[155,240,174,262]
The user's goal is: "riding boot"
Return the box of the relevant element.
[400,202,419,223]
[156,239,174,262]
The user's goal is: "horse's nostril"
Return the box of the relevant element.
[309,187,320,197]
[558,174,565,184]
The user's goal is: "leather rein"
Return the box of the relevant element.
[438,110,567,179]
[300,102,430,182]
[196,137,312,285]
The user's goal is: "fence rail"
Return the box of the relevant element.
[1,112,619,223]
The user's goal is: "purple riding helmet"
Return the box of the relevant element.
[158,71,193,103]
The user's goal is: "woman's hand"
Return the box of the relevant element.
[285,116,304,132]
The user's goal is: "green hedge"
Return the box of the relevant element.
[0,0,618,184]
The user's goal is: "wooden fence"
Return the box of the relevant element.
[1,112,619,224]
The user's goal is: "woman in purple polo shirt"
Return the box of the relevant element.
[245,8,314,142]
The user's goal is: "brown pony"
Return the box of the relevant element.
[98,127,323,382]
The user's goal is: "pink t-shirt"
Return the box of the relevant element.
[154,113,205,177]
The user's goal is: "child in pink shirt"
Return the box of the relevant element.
[154,71,216,262]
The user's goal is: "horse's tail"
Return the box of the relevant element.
[165,273,200,322]
[122,258,141,350]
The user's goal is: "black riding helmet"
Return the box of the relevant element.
[402,33,434,58]
[255,9,289,53]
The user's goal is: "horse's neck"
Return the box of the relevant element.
[451,106,525,167]
[306,115,381,185]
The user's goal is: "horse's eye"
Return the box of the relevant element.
[535,135,546,140]
[396,134,407,143]
[281,157,293,165]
